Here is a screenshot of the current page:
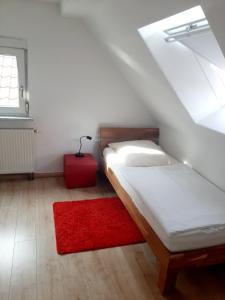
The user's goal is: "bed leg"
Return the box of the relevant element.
[158,262,178,295]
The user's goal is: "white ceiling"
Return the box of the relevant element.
[33,0,59,3]
[31,0,225,135]
[61,0,225,133]
[61,0,105,16]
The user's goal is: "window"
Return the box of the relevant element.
[138,6,225,134]
[0,38,29,117]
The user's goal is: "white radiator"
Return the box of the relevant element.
[0,129,35,174]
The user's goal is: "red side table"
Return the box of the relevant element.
[64,154,97,189]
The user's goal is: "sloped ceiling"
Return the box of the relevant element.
[34,0,59,2]
[61,0,225,135]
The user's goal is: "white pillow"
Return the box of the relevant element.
[108,140,160,151]
[108,140,171,167]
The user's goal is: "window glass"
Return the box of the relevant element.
[0,42,28,117]
[0,54,19,108]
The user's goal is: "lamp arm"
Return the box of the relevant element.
[78,136,86,154]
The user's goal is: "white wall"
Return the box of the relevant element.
[160,122,225,191]
[0,0,155,173]
[62,0,225,190]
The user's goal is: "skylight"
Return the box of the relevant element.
[138,6,225,135]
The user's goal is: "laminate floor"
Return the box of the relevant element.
[0,177,225,300]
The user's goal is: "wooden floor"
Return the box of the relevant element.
[0,177,225,300]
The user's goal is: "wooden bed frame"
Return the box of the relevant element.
[100,127,225,295]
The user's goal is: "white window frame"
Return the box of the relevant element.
[0,37,29,117]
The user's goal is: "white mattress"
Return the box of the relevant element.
[103,148,225,252]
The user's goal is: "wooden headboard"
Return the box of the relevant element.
[100,127,159,151]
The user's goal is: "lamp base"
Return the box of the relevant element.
[75,152,84,157]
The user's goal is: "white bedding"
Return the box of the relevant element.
[104,147,225,252]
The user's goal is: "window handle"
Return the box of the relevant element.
[25,100,29,116]
[20,85,29,116]
[20,85,24,99]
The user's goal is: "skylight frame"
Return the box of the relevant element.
[164,18,210,43]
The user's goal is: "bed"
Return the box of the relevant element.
[100,127,225,294]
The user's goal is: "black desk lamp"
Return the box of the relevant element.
[75,136,92,157]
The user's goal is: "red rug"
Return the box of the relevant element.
[53,197,145,254]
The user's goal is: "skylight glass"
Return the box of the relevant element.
[138,5,225,134]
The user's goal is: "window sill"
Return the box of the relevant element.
[0,116,33,120]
